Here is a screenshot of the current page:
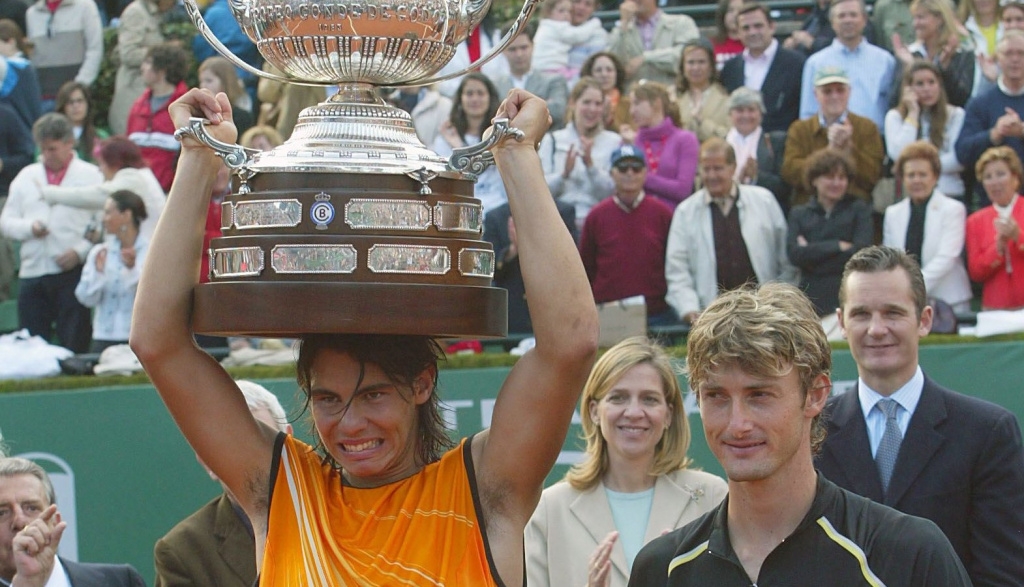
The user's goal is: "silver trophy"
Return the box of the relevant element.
[181,0,540,178]
[176,0,541,337]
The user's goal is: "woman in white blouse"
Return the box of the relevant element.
[884,61,966,201]
[76,190,149,353]
[883,141,972,312]
[538,77,620,230]
[433,73,507,216]
[526,337,727,587]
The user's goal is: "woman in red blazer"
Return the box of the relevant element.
[967,146,1024,309]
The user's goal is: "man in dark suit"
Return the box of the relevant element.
[818,245,1024,587]
[720,3,805,133]
[154,381,292,587]
[0,456,146,587]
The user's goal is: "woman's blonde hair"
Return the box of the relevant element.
[566,76,606,130]
[199,56,246,107]
[565,337,692,491]
[631,80,682,127]
[975,145,1024,182]
[240,124,284,150]
[958,0,1000,24]
[912,0,961,48]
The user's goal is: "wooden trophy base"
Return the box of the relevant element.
[191,169,507,338]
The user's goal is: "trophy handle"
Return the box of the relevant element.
[182,0,333,87]
[174,117,262,192]
[447,118,525,179]
[405,0,544,88]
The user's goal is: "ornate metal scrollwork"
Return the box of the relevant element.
[447,118,526,179]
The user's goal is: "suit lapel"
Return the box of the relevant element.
[760,51,786,101]
[889,200,910,249]
[755,133,771,168]
[569,487,630,579]
[644,474,700,543]
[886,378,948,506]
[921,195,943,262]
[823,387,885,501]
[214,495,258,583]
[525,74,540,96]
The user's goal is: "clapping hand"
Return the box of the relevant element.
[995,215,1021,243]
[54,249,79,271]
[741,157,758,183]
[978,53,998,82]
[30,221,48,238]
[619,124,637,145]
[578,136,594,168]
[784,30,813,50]
[95,248,107,273]
[619,0,637,26]
[121,246,137,269]
[892,33,915,67]
[827,119,853,150]
[563,143,578,177]
[587,531,618,587]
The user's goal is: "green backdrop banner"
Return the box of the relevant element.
[0,342,1022,585]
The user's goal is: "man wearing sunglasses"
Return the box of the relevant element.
[579,144,679,326]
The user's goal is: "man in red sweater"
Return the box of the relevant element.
[579,145,678,325]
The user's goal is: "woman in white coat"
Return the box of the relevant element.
[76,189,148,353]
[525,337,727,587]
[883,140,972,311]
[40,137,166,239]
[538,77,620,231]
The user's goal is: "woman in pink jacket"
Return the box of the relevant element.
[622,81,699,207]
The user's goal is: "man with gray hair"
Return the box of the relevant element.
[724,87,790,213]
[0,456,145,586]
[665,138,796,325]
[0,112,103,352]
[153,381,293,587]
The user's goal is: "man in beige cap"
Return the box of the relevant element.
[781,66,883,205]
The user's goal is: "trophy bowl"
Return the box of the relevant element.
[235,0,470,85]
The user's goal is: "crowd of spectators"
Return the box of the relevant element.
[2,0,1024,349]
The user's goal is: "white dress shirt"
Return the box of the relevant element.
[742,39,778,91]
[857,366,925,458]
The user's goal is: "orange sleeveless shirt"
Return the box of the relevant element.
[259,435,501,587]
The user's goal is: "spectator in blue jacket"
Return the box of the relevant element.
[0,18,41,131]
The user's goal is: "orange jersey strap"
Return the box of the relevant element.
[259,435,501,587]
